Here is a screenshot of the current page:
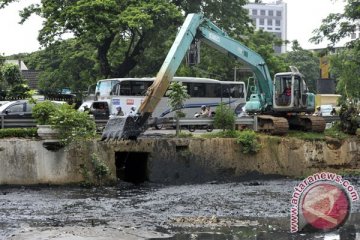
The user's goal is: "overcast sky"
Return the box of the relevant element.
[0,0,347,56]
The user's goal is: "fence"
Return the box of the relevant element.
[0,115,341,130]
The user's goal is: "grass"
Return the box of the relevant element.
[324,127,350,140]
[200,130,240,138]
[287,130,325,141]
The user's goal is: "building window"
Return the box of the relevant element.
[259,27,264,30]
[252,9,257,15]
[267,27,273,30]
[259,19,264,25]
[276,11,282,17]
[276,20,281,26]
[275,28,281,31]
[268,10,273,16]
[260,10,265,16]
[267,19,272,25]
[351,32,356,39]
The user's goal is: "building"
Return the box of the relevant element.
[244,0,287,53]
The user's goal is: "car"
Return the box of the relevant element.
[0,100,66,128]
[320,105,333,116]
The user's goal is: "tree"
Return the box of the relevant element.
[1,0,253,79]
[310,0,360,100]
[310,0,360,46]
[1,0,182,78]
[282,41,319,92]
[24,39,98,95]
[167,81,190,136]
[214,103,235,131]
[0,63,31,99]
[330,48,360,100]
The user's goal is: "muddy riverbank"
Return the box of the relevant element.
[1,178,359,239]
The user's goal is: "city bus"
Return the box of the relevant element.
[86,77,246,120]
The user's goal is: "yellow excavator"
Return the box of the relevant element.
[102,13,325,140]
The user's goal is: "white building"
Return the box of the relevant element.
[244,0,287,53]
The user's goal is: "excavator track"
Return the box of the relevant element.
[294,115,326,132]
[256,115,289,135]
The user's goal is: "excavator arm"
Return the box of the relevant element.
[102,13,275,140]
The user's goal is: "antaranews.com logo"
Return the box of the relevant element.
[290,172,359,233]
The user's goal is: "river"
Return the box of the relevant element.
[0,178,359,240]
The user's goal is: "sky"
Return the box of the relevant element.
[0,0,347,56]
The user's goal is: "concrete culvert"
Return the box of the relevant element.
[115,152,149,184]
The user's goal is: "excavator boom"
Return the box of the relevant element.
[102,14,204,140]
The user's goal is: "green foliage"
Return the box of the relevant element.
[282,41,319,92]
[329,48,360,100]
[168,81,190,117]
[0,63,31,99]
[177,132,193,138]
[339,103,359,135]
[49,103,96,145]
[311,0,360,97]
[24,39,98,94]
[168,81,190,136]
[32,100,58,125]
[236,129,261,154]
[91,153,110,183]
[287,130,325,141]
[201,130,240,138]
[0,128,37,138]
[13,0,182,78]
[324,122,350,140]
[245,30,287,77]
[1,63,22,85]
[213,103,235,131]
[311,0,359,46]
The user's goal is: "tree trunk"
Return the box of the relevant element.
[176,115,180,136]
[97,34,115,78]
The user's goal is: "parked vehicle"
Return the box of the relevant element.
[320,105,333,116]
[0,100,65,128]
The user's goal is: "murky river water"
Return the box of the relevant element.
[0,178,359,240]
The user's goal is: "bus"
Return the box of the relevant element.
[88,77,246,119]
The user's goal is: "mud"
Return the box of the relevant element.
[0,178,360,240]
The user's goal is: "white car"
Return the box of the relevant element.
[320,105,333,116]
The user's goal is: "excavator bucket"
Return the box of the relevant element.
[101,116,144,140]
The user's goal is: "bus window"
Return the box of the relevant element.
[131,81,148,96]
[221,85,230,98]
[189,83,205,97]
[120,81,131,95]
[111,83,121,95]
[205,83,221,97]
[96,81,112,96]
[229,84,242,98]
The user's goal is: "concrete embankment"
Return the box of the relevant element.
[0,136,359,185]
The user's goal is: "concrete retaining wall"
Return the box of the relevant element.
[0,136,359,185]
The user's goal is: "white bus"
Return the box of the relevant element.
[90,77,246,118]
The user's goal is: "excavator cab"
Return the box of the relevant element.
[273,68,315,113]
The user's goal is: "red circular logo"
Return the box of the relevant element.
[301,183,350,231]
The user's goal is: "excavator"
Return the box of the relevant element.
[102,13,325,140]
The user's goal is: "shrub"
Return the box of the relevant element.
[236,129,261,154]
[32,101,58,125]
[49,103,96,145]
[213,103,235,131]
[0,128,37,138]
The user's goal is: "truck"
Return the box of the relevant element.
[102,13,325,140]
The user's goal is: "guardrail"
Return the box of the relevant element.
[0,115,343,130]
